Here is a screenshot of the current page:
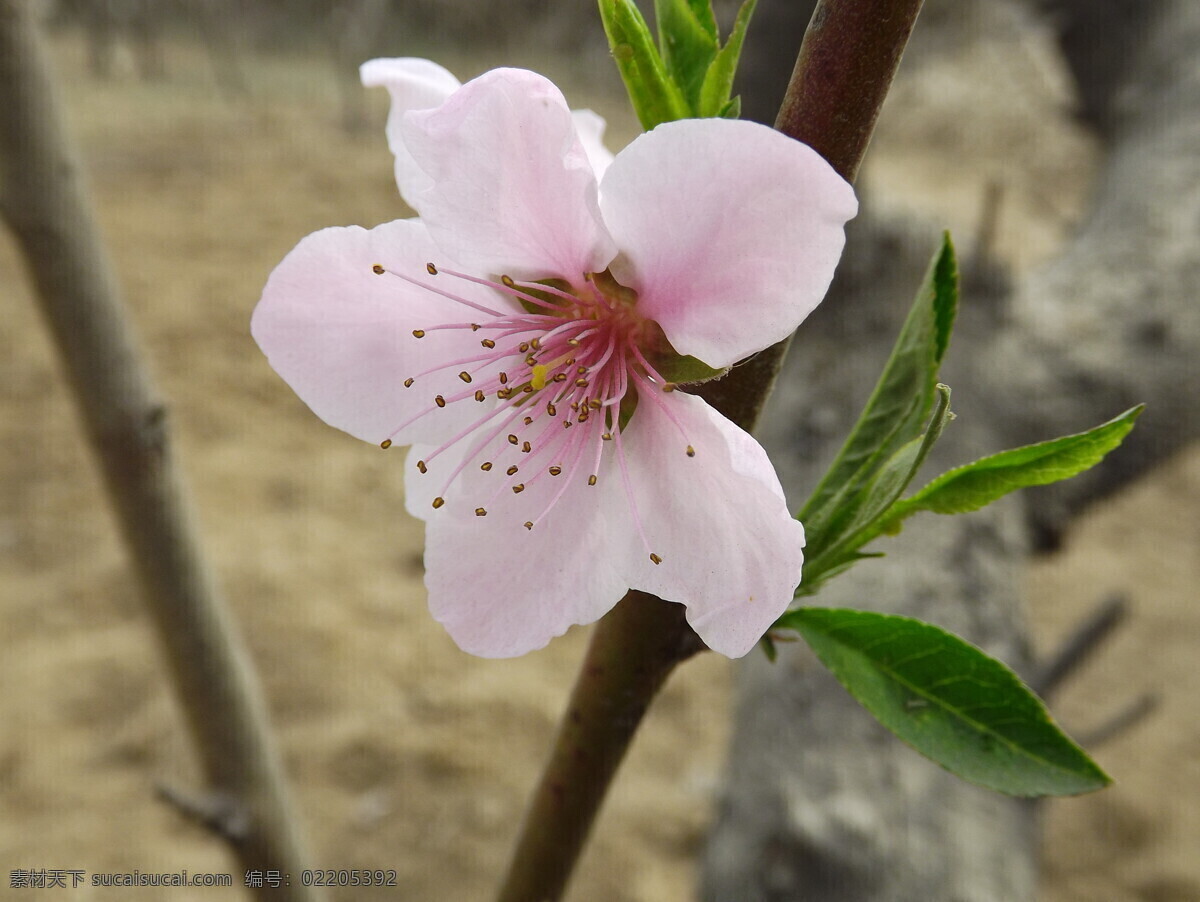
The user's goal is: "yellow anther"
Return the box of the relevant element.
[459,371,472,383]
[480,461,493,471]
[474,390,486,402]
[508,434,519,445]
[549,466,562,476]
[506,465,519,476]
[412,329,425,338]
[481,338,496,349]
[686,445,696,457]
[432,497,445,509]
[403,378,414,388]
[512,484,525,494]
[501,274,516,288]
[650,553,662,565]
[587,475,597,486]
[380,439,392,449]
[426,262,438,275]
[475,507,487,517]
[435,395,446,408]
[547,404,557,416]
[522,441,532,453]
[524,521,534,530]
[416,459,427,473]
[372,264,385,275]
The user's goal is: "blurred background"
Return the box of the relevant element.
[1,1,1196,900]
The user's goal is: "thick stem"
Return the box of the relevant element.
[496,2,924,900]
[496,592,706,902]
[0,3,320,897]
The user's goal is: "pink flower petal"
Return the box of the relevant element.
[406,441,628,657]
[252,219,520,447]
[571,108,615,180]
[615,390,805,657]
[402,68,617,280]
[600,118,857,367]
[360,57,461,205]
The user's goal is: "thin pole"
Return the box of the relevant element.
[0,3,321,897]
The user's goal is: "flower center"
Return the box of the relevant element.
[372,260,696,564]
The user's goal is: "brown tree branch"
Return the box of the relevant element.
[0,2,320,897]
[494,3,925,900]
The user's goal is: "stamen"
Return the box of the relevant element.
[650,553,662,565]
[458,372,472,383]
[372,264,385,275]
[474,390,486,402]
[475,507,487,517]
[481,462,493,471]
[403,378,414,388]
[432,497,444,509]
[611,421,653,557]
[380,439,392,449]
[687,445,696,457]
[481,339,496,349]
[416,460,427,474]
[512,484,525,494]
[549,466,562,476]
[435,395,446,408]
[507,465,519,476]
[426,263,438,275]
[412,330,426,338]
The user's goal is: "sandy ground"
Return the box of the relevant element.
[1,26,1197,902]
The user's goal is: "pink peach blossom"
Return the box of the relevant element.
[253,64,856,657]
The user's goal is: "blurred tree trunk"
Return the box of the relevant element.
[702,0,1200,899]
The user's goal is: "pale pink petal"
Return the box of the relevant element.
[360,57,461,205]
[252,219,521,447]
[571,109,615,180]
[615,390,805,657]
[405,434,628,657]
[402,68,617,280]
[600,118,857,367]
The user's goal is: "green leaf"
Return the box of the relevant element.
[697,0,757,117]
[802,385,953,590]
[655,0,718,110]
[883,405,1143,524]
[599,0,691,130]
[781,608,1112,796]
[654,353,727,385]
[798,234,958,559]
